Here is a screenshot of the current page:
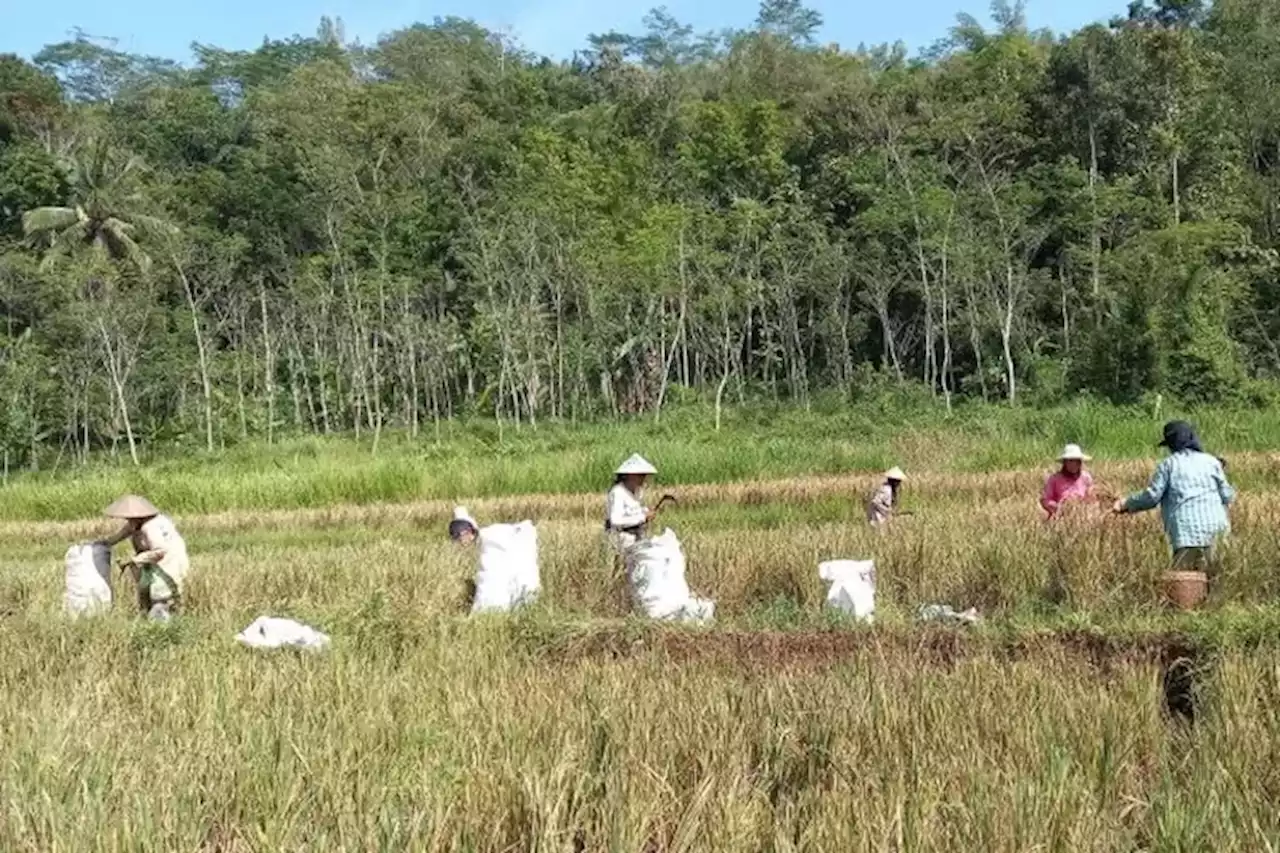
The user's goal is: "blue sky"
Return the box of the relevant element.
[5,0,1125,64]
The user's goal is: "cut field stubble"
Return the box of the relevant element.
[0,467,1277,850]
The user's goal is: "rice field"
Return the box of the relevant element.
[2,427,1280,850]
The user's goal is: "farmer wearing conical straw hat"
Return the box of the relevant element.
[1041,444,1096,519]
[606,454,663,555]
[98,495,189,622]
[867,467,905,528]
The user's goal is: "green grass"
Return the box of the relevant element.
[5,398,1280,521]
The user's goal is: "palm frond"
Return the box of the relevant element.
[120,154,148,178]
[100,220,152,271]
[37,238,76,273]
[130,213,179,240]
[21,206,80,237]
[84,139,111,191]
[53,219,94,249]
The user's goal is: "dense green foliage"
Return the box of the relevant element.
[3,0,1280,469]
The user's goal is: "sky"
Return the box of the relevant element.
[3,0,1125,65]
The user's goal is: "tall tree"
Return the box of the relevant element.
[21,138,172,272]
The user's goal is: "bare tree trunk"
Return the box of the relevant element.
[343,328,361,440]
[1001,263,1017,405]
[310,325,331,435]
[371,279,386,455]
[1061,266,1071,354]
[1088,121,1102,304]
[963,274,989,401]
[968,145,1032,406]
[293,329,317,430]
[259,283,275,444]
[496,362,507,442]
[713,308,735,432]
[286,332,304,428]
[838,289,854,393]
[939,206,955,412]
[556,293,566,421]
[97,318,139,467]
[714,371,730,433]
[680,230,692,393]
[879,304,903,380]
[654,243,689,423]
[404,293,420,439]
[81,381,90,461]
[235,307,248,440]
[886,133,936,394]
[174,256,214,453]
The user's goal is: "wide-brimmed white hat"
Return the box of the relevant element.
[615,454,657,476]
[103,494,159,520]
[452,506,478,528]
[1058,444,1092,462]
[884,467,906,481]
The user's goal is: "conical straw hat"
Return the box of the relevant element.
[615,454,658,476]
[103,494,159,520]
[884,467,906,481]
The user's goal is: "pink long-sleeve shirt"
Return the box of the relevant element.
[1041,471,1094,517]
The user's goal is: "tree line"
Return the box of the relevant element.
[0,0,1278,468]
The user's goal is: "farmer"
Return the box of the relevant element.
[867,467,905,528]
[606,454,661,555]
[98,495,189,622]
[450,506,540,613]
[1041,444,1096,518]
[1112,421,1235,571]
[448,506,479,545]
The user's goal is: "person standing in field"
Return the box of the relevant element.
[1041,444,1096,518]
[98,495,189,622]
[867,467,905,528]
[606,454,662,555]
[1112,421,1235,570]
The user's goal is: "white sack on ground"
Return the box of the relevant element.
[918,604,980,625]
[818,559,876,622]
[472,521,540,614]
[64,542,112,617]
[236,616,331,651]
[626,528,715,624]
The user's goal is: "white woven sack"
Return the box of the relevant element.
[473,521,540,614]
[818,559,876,622]
[64,542,112,618]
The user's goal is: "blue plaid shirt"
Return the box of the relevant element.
[1124,450,1235,549]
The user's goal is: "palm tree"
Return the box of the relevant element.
[21,137,176,467]
[21,137,173,272]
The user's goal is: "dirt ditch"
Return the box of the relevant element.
[528,624,1203,675]
[528,625,1211,723]
[527,624,1222,725]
